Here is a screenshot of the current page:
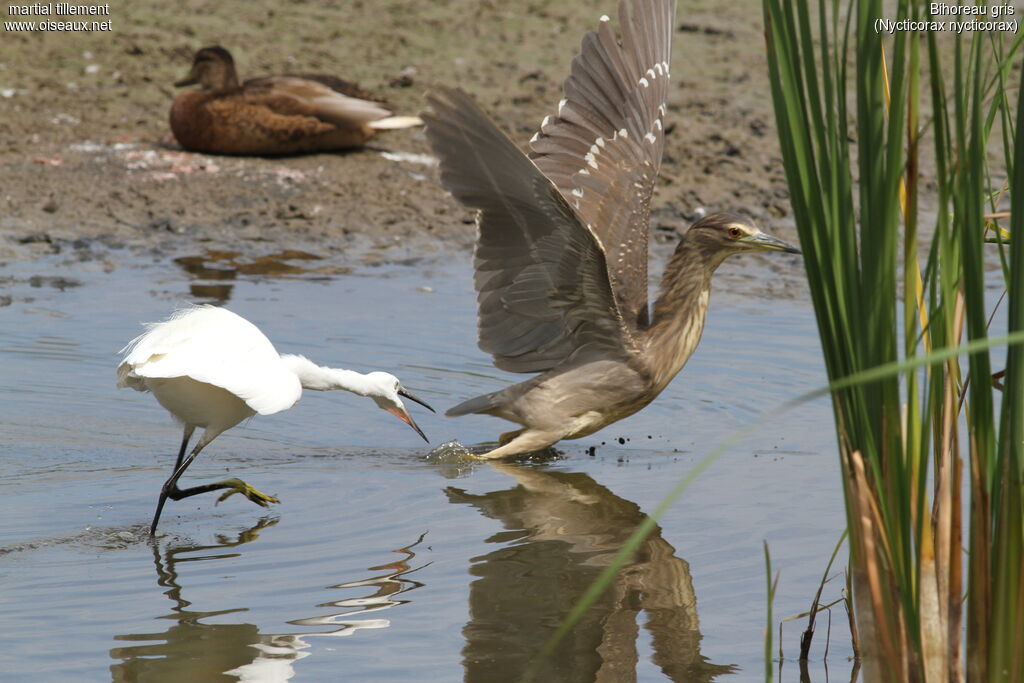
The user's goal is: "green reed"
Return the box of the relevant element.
[762,0,1023,678]
[531,3,1022,679]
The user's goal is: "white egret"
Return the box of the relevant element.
[117,305,434,534]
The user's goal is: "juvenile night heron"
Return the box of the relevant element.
[422,0,799,460]
[118,305,434,534]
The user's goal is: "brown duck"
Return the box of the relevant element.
[169,46,422,155]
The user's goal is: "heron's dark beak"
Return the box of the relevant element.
[387,405,429,442]
[174,69,198,87]
[742,231,801,254]
[399,388,436,413]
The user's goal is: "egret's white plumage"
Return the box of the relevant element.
[119,305,302,416]
[118,305,434,534]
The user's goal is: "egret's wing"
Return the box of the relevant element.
[423,87,639,374]
[117,305,300,415]
[529,0,676,330]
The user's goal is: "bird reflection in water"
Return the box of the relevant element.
[173,249,351,302]
[109,520,427,681]
[448,463,735,682]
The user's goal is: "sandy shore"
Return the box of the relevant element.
[0,0,792,273]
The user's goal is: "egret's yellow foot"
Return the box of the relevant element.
[214,478,280,507]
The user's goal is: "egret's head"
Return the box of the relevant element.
[686,212,800,267]
[364,372,435,442]
[175,46,239,90]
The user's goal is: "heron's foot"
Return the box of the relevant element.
[213,478,280,507]
[472,429,565,460]
[469,448,561,461]
[471,452,519,461]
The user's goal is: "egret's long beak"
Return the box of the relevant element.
[399,388,435,413]
[390,388,434,443]
[742,231,801,254]
[387,405,429,442]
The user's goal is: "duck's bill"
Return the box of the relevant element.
[388,406,429,442]
[399,388,436,413]
[742,232,801,254]
[173,73,198,87]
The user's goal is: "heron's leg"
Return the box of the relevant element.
[498,428,524,444]
[150,426,195,535]
[474,429,562,460]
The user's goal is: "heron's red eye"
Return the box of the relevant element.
[728,227,742,239]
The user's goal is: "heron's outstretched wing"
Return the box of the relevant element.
[423,87,639,374]
[529,0,676,330]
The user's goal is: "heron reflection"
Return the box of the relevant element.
[110,520,426,681]
[448,463,735,682]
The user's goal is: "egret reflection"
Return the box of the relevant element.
[110,520,426,681]
[448,463,735,682]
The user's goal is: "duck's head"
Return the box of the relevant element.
[174,46,239,90]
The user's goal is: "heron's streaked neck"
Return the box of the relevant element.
[645,237,716,391]
[282,354,374,395]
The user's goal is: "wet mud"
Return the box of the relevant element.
[0,0,792,275]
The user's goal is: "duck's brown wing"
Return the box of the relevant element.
[205,97,336,141]
[528,0,676,330]
[242,76,392,126]
[423,87,640,374]
[275,73,383,102]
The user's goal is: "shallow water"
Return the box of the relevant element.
[0,249,852,681]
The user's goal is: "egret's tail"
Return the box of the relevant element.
[116,361,149,392]
[369,115,423,130]
[446,390,501,417]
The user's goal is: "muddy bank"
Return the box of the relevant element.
[0,0,791,272]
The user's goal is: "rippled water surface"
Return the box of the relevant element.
[1,251,851,681]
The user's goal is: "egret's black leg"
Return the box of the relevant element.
[150,431,278,535]
[150,427,195,535]
[150,436,212,535]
